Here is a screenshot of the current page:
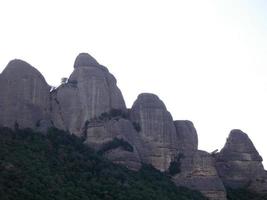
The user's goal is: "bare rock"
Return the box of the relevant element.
[84,119,142,170]
[130,93,179,171]
[173,150,227,200]
[51,53,126,136]
[173,121,226,199]
[0,59,50,129]
[174,120,198,156]
[215,129,267,193]
[74,53,99,68]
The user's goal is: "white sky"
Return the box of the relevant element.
[1,0,267,166]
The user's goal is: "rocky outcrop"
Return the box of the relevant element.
[84,118,142,170]
[173,150,227,200]
[0,59,50,129]
[174,120,198,156]
[215,129,267,193]
[1,53,267,199]
[172,121,227,199]
[130,93,179,171]
[51,53,126,136]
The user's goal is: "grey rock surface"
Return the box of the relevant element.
[0,59,50,129]
[51,53,126,136]
[173,150,227,200]
[74,52,99,68]
[1,53,267,197]
[84,118,142,170]
[130,93,179,171]
[174,120,198,156]
[215,129,267,193]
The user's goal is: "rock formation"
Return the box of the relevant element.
[0,53,267,199]
[0,59,50,129]
[51,53,126,136]
[215,129,267,193]
[85,118,142,170]
[173,121,227,200]
[173,150,227,200]
[174,120,198,156]
[130,93,179,171]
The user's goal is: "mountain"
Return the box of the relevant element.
[0,53,267,200]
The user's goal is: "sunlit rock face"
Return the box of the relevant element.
[215,129,267,193]
[0,59,50,129]
[51,53,126,136]
[130,93,179,171]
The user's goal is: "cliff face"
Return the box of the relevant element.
[215,129,267,194]
[173,150,227,200]
[0,53,266,199]
[51,53,126,136]
[130,93,179,171]
[172,121,227,200]
[174,120,198,156]
[0,60,50,129]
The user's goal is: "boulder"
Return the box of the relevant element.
[0,59,50,129]
[51,53,126,136]
[173,150,227,200]
[130,93,179,171]
[215,129,267,193]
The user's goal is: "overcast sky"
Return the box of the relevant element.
[1,0,267,166]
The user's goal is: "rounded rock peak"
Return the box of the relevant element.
[229,129,248,139]
[174,120,194,127]
[226,129,258,152]
[133,93,166,109]
[3,59,42,76]
[74,53,99,68]
[6,59,32,69]
[137,93,160,100]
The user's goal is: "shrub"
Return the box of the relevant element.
[97,109,129,122]
[98,137,134,155]
[168,153,184,176]
[132,122,141,132]
[226,188,267,200]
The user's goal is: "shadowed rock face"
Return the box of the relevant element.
[84,119,142,170]
[173,150,227,200]
[0,60,50,129]
[130,93,179,171]
[216,129,267,193]
[51,53,126,136]
[174,120,198,156]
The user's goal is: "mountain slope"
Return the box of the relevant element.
[0,127,207,200]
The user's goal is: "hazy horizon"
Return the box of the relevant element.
[1,0,267,167]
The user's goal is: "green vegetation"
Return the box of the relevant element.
[91,109,142,133]
[0,127,208,200]
[97,137,134,155]
[98,109,129,121]
[132,121,141,132]
[226,188,267,200]
[168,153,184,176]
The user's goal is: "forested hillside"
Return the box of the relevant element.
[0,127,207,200]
